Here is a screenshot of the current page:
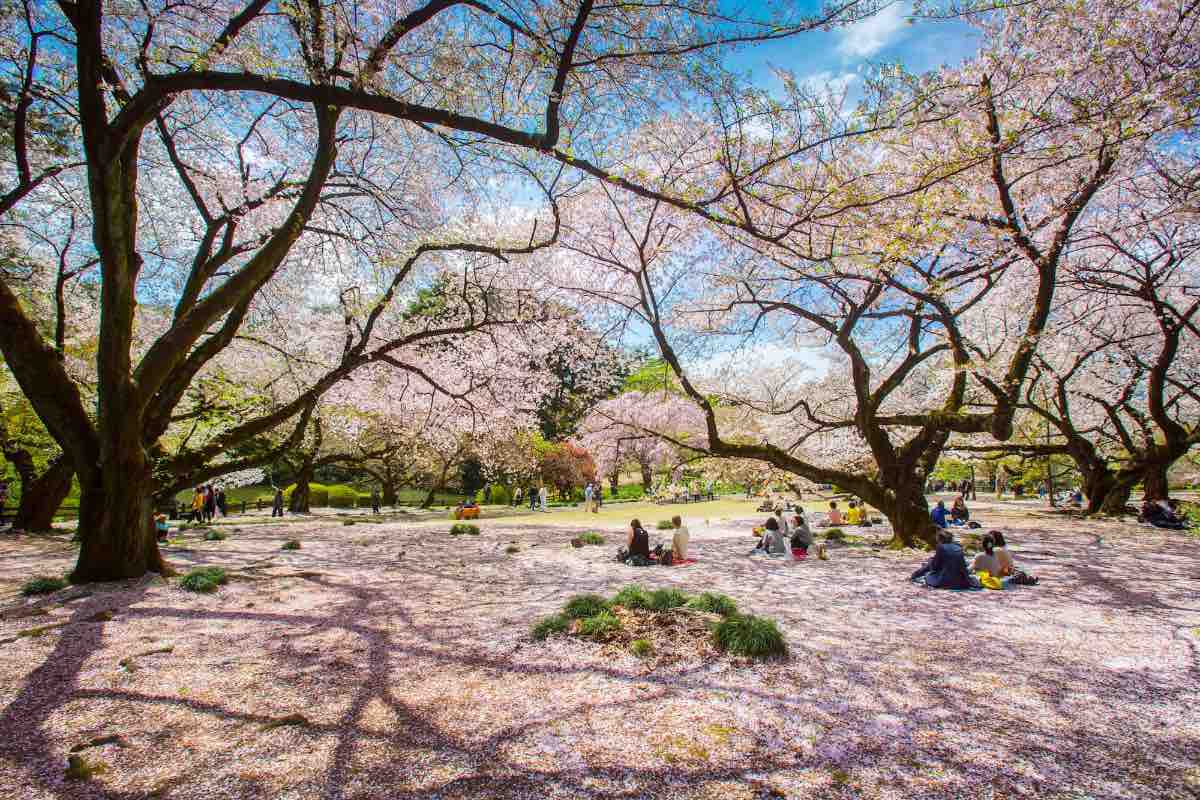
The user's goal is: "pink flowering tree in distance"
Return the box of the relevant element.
[579,390,704,492]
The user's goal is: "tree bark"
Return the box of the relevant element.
[13,455,74,531]
[1142,461,1171,501]
[639,461,653,491]
[381,480,398,507]
[608,471,619,495]
[71,461,168,582]
[420,463,450,509]
[879,487,940,549]
[1099,480,1135,514]
[289,462,314,513]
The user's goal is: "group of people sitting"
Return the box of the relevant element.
[910,529,1038,589]
[750,508,824,560]
[618,515,690,566]
[1139,497,1192,529]
[930,495,974,528]
[826,499,869,526]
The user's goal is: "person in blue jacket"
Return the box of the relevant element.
[910,530,976,589]
[930,500,949,528]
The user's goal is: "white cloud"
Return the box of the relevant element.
[837,3,910,59]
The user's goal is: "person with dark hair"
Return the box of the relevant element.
[971,532,1002,576]
[272,486,285,517]
[753,517,788,555]
[911,530,975,589]
[990,530,1015,576]
[790,511,814,558]
[827,500,843,525]
[951,495,970,524]
[627,518,651,560]
[1140,498,1187,529]
[930,500,949,529]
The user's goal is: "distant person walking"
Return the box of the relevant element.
[190,487,204,522]
[203,485,216,522]
[706,479,715,501]
[528,484,538,512]
[584,482,594,511]
[371,488,381,514]
[272,487,285,517]
[539,485,549,512]
[216,487,227,517]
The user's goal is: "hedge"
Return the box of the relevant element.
[327,485,360,508]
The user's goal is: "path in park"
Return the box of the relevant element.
[0,502,1197,799]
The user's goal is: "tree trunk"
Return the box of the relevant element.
[71,464,168,583]
[877,486,938,549]
[1099,481,1135,514]
[420,463,450,509]
[289,463,313,513]
[640,461,653,491]
[608,471,619,495]
[13,455,74,531]
[381,481,398,507]
[1142,461,1170,501]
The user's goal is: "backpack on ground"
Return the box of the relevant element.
[660,550,673,567]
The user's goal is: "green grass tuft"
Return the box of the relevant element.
[21,575,68,596]
[281,539,301,550]
[646,588,689,611]
[712,614,788,659]
[655,519,675,530]
[180,566,228,593]
[531,613,570,641]
[563,593,609,619]
[577,531,605,545]
[203,529,227,541]
[630,638,654,657]
[824,527,845,541]
[611,584,650,609]
[686,592,739,617]
[576,610,622,640]
[449,523,480,536]
[505,544,520,554]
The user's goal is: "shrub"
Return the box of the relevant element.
[342,520,357,526]
[630,638,654,657]
[505,544,520,554]
[282,539,301,550]
[686,592,738,617]
[647,588,689,611]
[327,485,359,509]
[576,610,622,640]
[712,614,788,659]
[824,527,845,541]
[564,593,609,619]
[449,523,480,536]
[477,485,511,505]
[283,482,329,507]
[180,566,228,593]
[531,613,569,641]
[577,531,605,546]
[611,584,650,609]
[655,519,675,530]
[203,529,227,541]
[22,575,68,596]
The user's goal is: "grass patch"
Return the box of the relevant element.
[564,593,610,619]
[611,584,650,609]
[577,531,605,545]
[21,575,68,596]
[180,566,228,593]
[655,519,675,530]
[342,520,356,526]
[686,592,738,617]
[576,610,622,640]
[824,527,845,541]
[630,638,654,657]
[712,614,787,659]
[203,529,227,541]
[505,544,520,554]
[65,754,108,781]
[449,523,480,536]
[281,539,301,550]
[646,588,689,611]
[531,613,570,641]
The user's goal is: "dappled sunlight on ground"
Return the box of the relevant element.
[0,503,1197,799]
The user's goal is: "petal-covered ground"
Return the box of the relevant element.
[0,500,1197,800]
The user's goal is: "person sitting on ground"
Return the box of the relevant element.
[930,500,949,529]
[773,507,791,536]
[752,517,788,555]
[671,515,690,561]
[951,494,970,524]
[1166,499,1191,527]
[627,517,652,560]
[154,513,170,543]
[790,511,814,558]
[971,532,1002,576]
[827,500,843,526]
[989,530,1015,577]
[845,500,863,525]
[911,530,975,589]
[1140,498,1186,529]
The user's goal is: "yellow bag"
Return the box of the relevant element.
[977,570,1003,590]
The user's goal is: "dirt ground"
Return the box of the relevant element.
[0,499,1197,799]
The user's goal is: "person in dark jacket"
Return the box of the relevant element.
[627,518,651,560]
[930,500,949,528]
[272,487,285,517]
[911,531,975,589]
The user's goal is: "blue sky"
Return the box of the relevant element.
[724,1,982,99]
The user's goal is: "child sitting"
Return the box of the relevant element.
[154,513,170,542]
[827,501,843,526]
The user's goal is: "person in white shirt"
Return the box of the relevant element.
[671,515,690,561]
